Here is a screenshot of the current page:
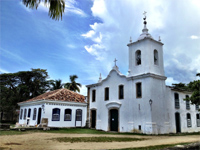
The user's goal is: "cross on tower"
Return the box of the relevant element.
[143,11,147,18]
[114,58,117,66]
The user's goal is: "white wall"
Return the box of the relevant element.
[18,101,87,128]
[88,69,200,134]
[128,39,165,77]
[166,89,200,133]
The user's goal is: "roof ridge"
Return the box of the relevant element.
[64,88,84,96]
[45,88,63,100]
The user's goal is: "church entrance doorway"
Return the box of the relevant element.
[37,108,42,125]
[91,110,96,128]
[175,112,181,133]
[110,109,118,131]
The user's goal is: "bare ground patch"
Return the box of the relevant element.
[0,132,199,149]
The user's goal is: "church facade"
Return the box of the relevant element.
[86,15,200,134]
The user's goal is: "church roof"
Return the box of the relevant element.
[19,88,86,104]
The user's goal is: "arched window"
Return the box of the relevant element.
[76,109,82,121]
[135,50,141,65]
[52,108,60,121]
[174,93,179,109]
[24,109,27,120]
[33,108,37,120]
[186,95,190,109]
[64,109,72,121]
[187,113,191,127]
[28,108,31,118]
[154,50,158,65]
[20,109,23,120]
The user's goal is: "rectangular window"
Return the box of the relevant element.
[196,104,199,110]
[187,113,192,127]
[136,82,142,98]
[64,109,72,121]
[92,90,96,102]
[197,114,200,127]
[119,85,124,99]
[174,93,180,109]
[186,95,190,110]
[76,109,82,121]
[138,125,141,130]
[52,108,60,121]
[23,109,27,120]
[33,108,37,120]
[105,87,109,101]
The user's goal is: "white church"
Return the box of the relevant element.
[86,13,200,134]
[18,13,200,134]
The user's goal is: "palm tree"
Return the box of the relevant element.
[51,79,63,90]
[64,75,82,93]
[22,0,65,20]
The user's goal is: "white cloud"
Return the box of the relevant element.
[81,30,95,38]
[82,0,200,85]
[0,48,32,65]
[80,85,87,96]
[190,35,199,39]
[67,44,76,49]
[65,0,87,17]
[166,77,179,86]
[0,69,9,74]
[84,44,105,60]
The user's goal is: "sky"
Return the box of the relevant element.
[1,0,200,96]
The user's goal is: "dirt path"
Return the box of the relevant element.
[0,133,200,149]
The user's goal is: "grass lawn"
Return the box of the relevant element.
[53,136,145,143]
[116,142,199,150]
[0,128,200,136]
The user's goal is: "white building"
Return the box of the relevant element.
[86,14,200,134]
[18,88,87,128]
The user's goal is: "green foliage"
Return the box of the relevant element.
[173,73,200,105]
[53,137,145,143]
[172,83,188,90]
[22,0,65,20]
[64,75,82,93]
[0,68,51,121]
[186,77,200,105]
[50,79,64,90]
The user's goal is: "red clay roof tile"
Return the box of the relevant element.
[20,88,86,103]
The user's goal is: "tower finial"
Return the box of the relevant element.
[114,58,117,66]
[158,36,161,42]
[143,11,147,25]
[130,37,132,43]
[143,11,147,19]
[137,11,153,41]
[98,73,102,82]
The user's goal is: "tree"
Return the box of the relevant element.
[50,79,64,90]
[185,73,200,105]
[64,75,82,93]
[0,68,51,121]
[172,83,187,90]
[22,0,65,20]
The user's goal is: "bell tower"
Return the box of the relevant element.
[127,12,165,78]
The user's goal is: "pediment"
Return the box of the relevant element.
[106,101,122,109]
